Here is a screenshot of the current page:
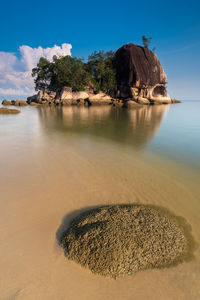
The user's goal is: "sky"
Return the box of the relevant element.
[0,0,200,100]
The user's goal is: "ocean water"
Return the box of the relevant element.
[0,101,200,299]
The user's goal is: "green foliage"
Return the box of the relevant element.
[32,56,91,92]
[85,50,116,95]
[32,57,52,91]
[142,35,156,52]
[142,35,152,48]
[32,50,117,95]
[51,56,91,92]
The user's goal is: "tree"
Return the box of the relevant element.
[50,55,91,92]
[32,57,53,91]
[142,35,152,48]
[142,35,156,52]
[32,50,117,95]
[32,55,91,92]
[85,50,117,95]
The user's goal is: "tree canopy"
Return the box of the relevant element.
[85,50,116,94]
[32,56,91,92]
[32,50,117,95]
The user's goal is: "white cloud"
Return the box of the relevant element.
[0,87,33,96]
[19,43,72,71]
[0,43,72,99]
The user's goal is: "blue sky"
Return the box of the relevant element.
[0,0,200,99]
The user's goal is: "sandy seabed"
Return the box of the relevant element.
[0,106,200,299]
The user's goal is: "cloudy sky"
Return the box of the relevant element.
[0,44,72,98]
[0,0,200,100]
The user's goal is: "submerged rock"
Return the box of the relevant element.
[61,204,195,279]
[0,107,20,114]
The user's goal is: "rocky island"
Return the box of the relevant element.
[2,43,180,108]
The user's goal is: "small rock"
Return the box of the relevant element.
[137,97,150,105]
[14,100,28,106]
[2,100,12,106]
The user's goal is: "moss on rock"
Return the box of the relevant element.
[61,204,195,279]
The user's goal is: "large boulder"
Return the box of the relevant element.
[88,92,112,105]
[27,94,38,104]
[72,91,89,101]
[60,87,73,101]
[115,44,172,104]
[38,89,56,103]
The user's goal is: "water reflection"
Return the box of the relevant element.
[38,105,169,149]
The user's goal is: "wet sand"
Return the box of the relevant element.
[0,105,200,299]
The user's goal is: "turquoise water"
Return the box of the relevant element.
[148,101,200,170]
[0,101,200,170]
[33,101,200,171]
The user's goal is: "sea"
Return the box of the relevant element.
[0,100,199,299]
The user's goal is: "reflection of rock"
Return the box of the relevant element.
[60,204,194,279]
[38,104,169,149]
[115,44,175,104]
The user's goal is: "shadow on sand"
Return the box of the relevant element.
[56,205,100,245]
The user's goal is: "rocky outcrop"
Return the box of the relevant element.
[27,87,114,106]
[26,44,180,107]
[115,43,175,104]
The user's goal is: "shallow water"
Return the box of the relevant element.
[0,101,200,299]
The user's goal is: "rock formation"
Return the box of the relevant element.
[27,87,113,106]
[115,43,174,104]
[60,204,194,279]
[2,99,27,106]
[25,43,180,107]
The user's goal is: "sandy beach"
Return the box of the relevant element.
[0,105,200,299]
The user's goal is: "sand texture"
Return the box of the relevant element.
[61,204,194,278]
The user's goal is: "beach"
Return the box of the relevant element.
[0,103,200,299]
